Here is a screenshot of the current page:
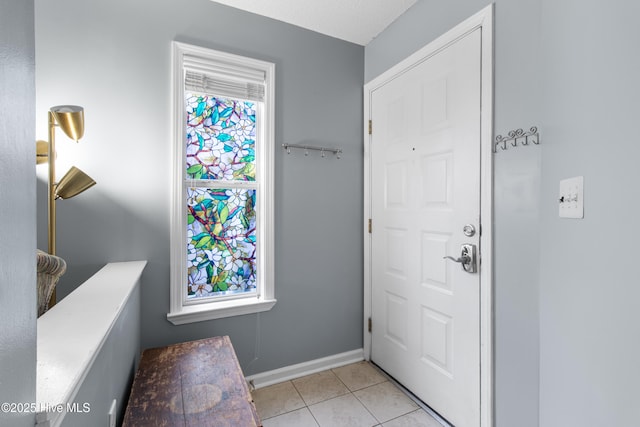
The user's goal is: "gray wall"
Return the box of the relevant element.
[61,283,140,427]
[35,0,364,376]
[0,0,37,426]
[369,0,640,426]
[538,1,640,425]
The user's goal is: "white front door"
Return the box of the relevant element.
[367,25,487,427]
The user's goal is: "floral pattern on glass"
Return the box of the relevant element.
[186,93,256,181]
[186,187,257,299]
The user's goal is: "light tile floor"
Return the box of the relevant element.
[252,361,444,427]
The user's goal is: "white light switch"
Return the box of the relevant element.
[559,176,584,219]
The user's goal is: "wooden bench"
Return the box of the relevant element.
[123,336,261,427]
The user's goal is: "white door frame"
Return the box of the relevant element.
[363,4,494,426]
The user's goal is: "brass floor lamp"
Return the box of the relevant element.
[37,105,96,306]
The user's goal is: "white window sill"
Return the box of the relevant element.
[167,297,277,325]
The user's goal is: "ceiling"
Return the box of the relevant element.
[209,0,418,46]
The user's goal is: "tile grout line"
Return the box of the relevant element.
[290,368,388,426]
[330,365,393,425]
[256,362,444,427]
[350,385,388,426]
[301,368,379,427]
[371,363,451,427]
[289,377,322,427]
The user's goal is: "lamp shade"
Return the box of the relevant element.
[55,166,96,200]
[50,105,84,141]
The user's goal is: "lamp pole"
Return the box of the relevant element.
[40,105,94,308]
[47,111,57,256]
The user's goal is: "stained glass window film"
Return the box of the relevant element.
[186,187,257,298]
[185,93,256,181]
[170,42,274,323]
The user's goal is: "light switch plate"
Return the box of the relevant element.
[559,176,584,218]
[108,399,117,427]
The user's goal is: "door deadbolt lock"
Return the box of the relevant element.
[463,224,476,237]
[443,243,478,274]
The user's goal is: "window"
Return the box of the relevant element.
[168,42,275,325]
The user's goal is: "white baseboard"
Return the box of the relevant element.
[246,348,364,390]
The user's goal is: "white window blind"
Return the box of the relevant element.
[183,52,266,101]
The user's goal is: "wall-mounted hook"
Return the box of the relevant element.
[494,126,539,153]
[281,143,342,159]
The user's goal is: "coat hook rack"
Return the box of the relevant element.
[282,143,342,159]
[494,126,539,152]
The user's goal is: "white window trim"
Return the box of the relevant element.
[168,41,276,325]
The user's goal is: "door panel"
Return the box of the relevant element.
[370,29,482,427]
